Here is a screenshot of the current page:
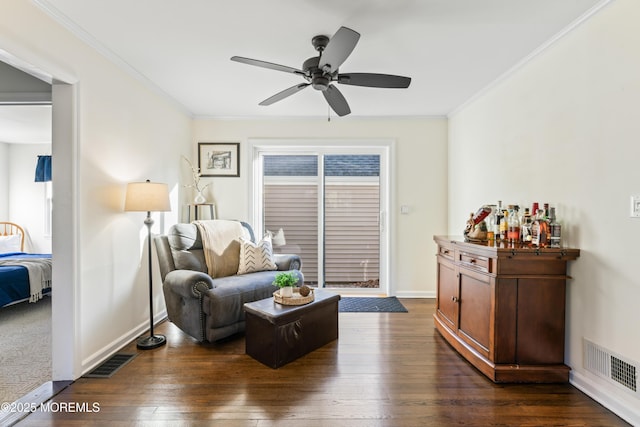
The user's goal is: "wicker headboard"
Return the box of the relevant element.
[0,222,25,252]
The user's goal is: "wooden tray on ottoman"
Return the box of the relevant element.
[244,289,340,369]
[273,288,315,306]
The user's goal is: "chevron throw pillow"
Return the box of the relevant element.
[237,234,278,275]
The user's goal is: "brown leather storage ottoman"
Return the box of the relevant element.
[244,289,340,368]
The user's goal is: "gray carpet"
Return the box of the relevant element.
[0,297,51,404]
[339,297,408,313]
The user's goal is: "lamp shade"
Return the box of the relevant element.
[124,181,171,212]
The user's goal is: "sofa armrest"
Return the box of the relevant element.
[163,269,215,299]
[273,254,302,271]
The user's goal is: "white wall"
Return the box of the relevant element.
[193,118,448,297]
[449,0,640,423]
[0,0,192,377]
[8,143,51,253]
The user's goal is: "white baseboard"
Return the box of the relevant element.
[394,290,436,299]
[80,310,167,377]
[571,370,640,426]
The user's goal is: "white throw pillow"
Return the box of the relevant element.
[237,234,277,275]
[0,234,22,254]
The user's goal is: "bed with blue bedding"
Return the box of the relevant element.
[0,253,52,308]
[0,223,52,308]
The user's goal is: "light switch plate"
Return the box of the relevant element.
[630,196,640,218]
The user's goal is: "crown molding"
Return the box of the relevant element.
[448,0,614,119]
[193,114,447,121]
[32,0,194,118]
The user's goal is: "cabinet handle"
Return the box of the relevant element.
[470,259,476,264]
[443,250,450,254]
[451,296,458,303]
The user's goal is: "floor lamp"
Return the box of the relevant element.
[124,180,171,350]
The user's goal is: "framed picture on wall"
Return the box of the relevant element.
[198,142,240,177]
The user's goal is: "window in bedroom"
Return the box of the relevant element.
[34,154,53,238]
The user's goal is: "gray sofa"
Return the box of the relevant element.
[154,221,303,342]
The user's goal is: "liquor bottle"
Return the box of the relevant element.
[499,208,509,241]
[531,202,539,219]
[486,205,497,243]
[507,205,520,244]
[520,207,533,244]
[531,210,541,246]
[531,209,549,247]
[495,201,503,241]
[543,203,550,221]
[549,207,562,248]
[542,203,551,246]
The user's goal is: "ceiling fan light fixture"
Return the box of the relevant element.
[312,75,330,91]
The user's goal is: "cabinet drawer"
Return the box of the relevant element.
[438,245,454,261]
[458,251,491,273]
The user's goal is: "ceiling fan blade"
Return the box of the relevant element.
[337,73,411,88]
[231,56,305,76]
[318,27,360,74]
[323,85,351,117]
[259,83,310,106]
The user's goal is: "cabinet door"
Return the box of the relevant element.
[458,267,492,358]
[516,278,566,364]
[436,257,458,330]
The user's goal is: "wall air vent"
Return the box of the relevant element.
[584,338,638,396]
[83,353,137,378]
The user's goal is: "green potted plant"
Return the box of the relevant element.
[273,271,299,297]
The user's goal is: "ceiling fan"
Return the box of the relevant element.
[231,26,411,117]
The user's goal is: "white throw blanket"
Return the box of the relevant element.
[193,220,247,278]
[0,258,52,302]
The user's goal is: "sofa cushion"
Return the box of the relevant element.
[167,223,207,273]
[203,270,280,329]
[237,234,277,275]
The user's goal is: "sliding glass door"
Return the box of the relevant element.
[251,141,390,294]
[262,154,321,285]
[323,155,381,289]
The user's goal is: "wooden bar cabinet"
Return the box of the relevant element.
[433,235,580,383]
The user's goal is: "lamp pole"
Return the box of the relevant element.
[125,179,169,350]
[136,211,166,349]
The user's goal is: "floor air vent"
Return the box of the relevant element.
[584,339,638,395]
[83,353,137,378]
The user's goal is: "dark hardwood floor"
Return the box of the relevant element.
[16,298,628,426]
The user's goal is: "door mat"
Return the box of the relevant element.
[83,353,137,378]
[339,297,408,313]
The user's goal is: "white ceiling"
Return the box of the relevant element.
[0,105,51,145]
[19,0,606,122]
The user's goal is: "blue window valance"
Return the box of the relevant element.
[35,155,52,182]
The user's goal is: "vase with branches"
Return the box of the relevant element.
[182,156,211,203]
